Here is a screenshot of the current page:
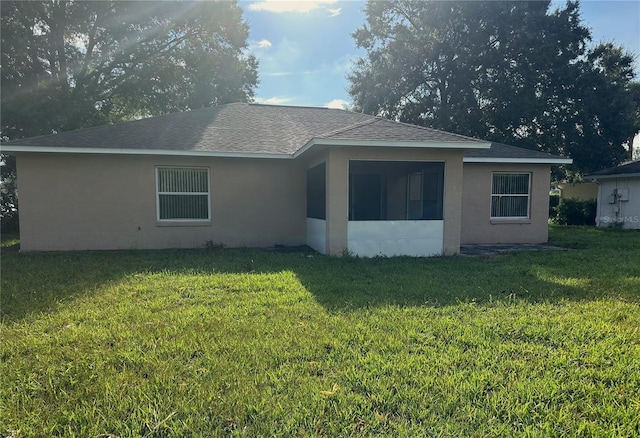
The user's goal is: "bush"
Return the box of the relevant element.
[549,194,560,218]
[1,154,19,233]
[554,198,597,225]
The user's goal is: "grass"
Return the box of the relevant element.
[1,226,639,437]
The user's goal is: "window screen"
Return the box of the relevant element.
[156,167,210,221]
[491,173,530,218]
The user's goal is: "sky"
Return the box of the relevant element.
[239,0,640,109]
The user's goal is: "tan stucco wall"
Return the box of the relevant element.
[17,149,534,253]
[461,163,551,244]
[558,182,597,200]
[16,153,306,251]
[321,147,466,256]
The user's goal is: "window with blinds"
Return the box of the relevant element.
[156,167,210,221]
[491,173,531,218]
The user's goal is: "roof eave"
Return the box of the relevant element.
[585,172,640,180]
[294,138,491,158]
[463,157,573,164]
[0,145,291,159]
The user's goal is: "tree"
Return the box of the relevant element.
[0,155,18,232]
[622,71,640,160]
[1,0,258,231]
[564,43,639,174]
[1,0,258,140]
[348,0,640,177]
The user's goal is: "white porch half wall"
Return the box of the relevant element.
[347,220,444,257]
[306,218,327,254]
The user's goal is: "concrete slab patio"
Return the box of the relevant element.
[460,243,568,256]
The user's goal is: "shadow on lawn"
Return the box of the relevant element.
[3,241,629,322]
[289,253,608,311]
[0,247,230,321]
[3,226,639,321]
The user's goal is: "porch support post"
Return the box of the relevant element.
[442,156,463,255]
[325,148,349,255]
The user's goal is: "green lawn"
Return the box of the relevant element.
[1,226,639,437]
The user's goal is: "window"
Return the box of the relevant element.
[491,173,530,218]
[156,167,210,221]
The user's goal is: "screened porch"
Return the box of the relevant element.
[306,160,446,257]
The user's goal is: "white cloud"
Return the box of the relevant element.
[327,7,342,17]
[263,69,322,77]
[262,71,295,77]
[331,54,358,75]
[255,96,296,105]
[249,39,273,51]
[248,0,338,14]
[252,38,303,77]
[325,99,350,110]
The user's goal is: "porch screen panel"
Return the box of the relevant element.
[307,163,326,219]
[407,172,422,220]
[349,161,444,221]
[157,167,210,220]
[422,171,443,220]
[491,173,530,218]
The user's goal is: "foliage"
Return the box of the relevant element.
[0,154,18,232]
[349,0,640,177]
[0,0,258,140]
[0,1,258,233]
[566,43,639,176]
[552,198,597,226]
[2,227,640,436]
[548,194,560,219]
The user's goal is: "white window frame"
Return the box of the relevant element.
[491,172,531,219]
[156,166,211,222]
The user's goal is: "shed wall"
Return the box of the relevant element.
[595,178,640,229]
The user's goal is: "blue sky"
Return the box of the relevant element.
[239,0,640,109]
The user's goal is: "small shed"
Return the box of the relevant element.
[586,160,640,229]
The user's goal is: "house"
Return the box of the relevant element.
[586,160,640,229]
[1,103,571,256]
[557,182,597,201]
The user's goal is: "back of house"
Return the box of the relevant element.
[2,103,571,255]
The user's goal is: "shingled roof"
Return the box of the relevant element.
[2,103,569,163]
[586,160,640,179]
[464,142,571,163]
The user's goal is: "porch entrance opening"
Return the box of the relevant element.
[347,160,445,257]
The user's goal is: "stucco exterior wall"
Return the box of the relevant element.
[558,182,597,200]
[461,163,551,244]
[322,147,466,256]
[16,153,306,251]
[595,178,640,229]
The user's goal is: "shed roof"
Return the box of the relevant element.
[586,160,640,179]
